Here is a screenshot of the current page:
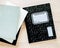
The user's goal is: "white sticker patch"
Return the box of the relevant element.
[47,26,53,37]
[31,11,49,25]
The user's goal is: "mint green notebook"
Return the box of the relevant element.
[0,5,28,43]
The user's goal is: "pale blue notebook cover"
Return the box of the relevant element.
[0,5,28,43]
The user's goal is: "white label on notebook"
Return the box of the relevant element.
[31,11,49,25]
[47,26,53,37]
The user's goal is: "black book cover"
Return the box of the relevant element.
[23,3,56,43]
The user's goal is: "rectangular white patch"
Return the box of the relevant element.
[47,26,53,37]
[31,11,49,25]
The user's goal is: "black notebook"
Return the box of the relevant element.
[23,3,56,43]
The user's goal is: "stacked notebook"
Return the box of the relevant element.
[0,5,28,45]
[0,3,56,45]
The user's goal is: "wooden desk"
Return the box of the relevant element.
[0,0,60,48]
